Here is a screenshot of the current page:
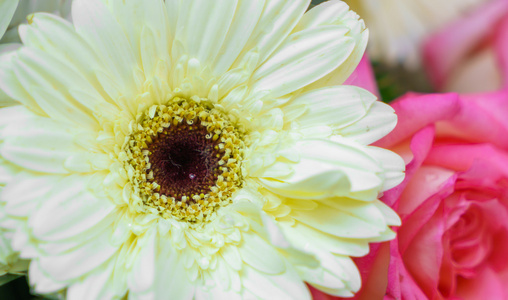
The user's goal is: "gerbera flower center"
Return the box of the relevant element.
[122,98,245,223]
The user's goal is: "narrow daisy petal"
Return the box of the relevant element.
[72,0,139,96]
[211,0,266,75]
[0,117,87,174]
[337,101,397,145]
[37,231,118,282]
[2,173,54,217]
[238,231,286,275]
[12,47,101,128]
[291,201,386,239]
[17,13,113,104]
[241,263,311,300]
[29,261,67,295]
[282,86,377,131]
[251,26,354,98]
[233,0,310,67]
[172,0,237,70]
[66,259,121,300]
[260,139,383,200]
[29,176,116,241]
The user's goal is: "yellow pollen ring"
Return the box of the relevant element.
[121,98,245,223]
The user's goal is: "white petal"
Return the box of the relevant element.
[234,0,310,68]
[172,0,237,69]
[281,221,370,257]
[107,0,170,73]
[238,232,285,275]
[241,263,311,300]
[12,47,100,128]
[283,86,377,131]
[260,139,383,200]
[300,1,368,89]
[290,201,387,239]
[0,53,45,115]
[367,146,405,191]
[300,252,360,297]
[29,261,67,295]
[337,101,397,145]
[72,0,138,97]
[293,0,351,31]
[251,26,354,98]
[18,13,116,106]
[128,230,156,293]
[151,237,195,300]
[2,173,55,217]
[38,230,118,281]
[211,0,266,75]
[0,116,86,174]
[66,259,123,300]
[30,175,116,241]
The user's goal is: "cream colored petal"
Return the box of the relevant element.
[259,139,383,200]
[171,0,237,69]
[238,231,285,275]
[0,43,20,107]
[290,200,387,239]
[232,0,310,68]
[18,13,118,107]
[282,86,377,131]
[29,175,116,241]
[211,0,265,75]
[301,252,360,297]
[106,0,171,80]
[0,51,45,115]
[299,1,368,89]
[152,236,195,300]
[2,173,55,217]
[29,261,67,295]
[72,0,139,97]
[0,116,87,174]
[241,263,311,300]
[0,0,18,40]
[66,259,123,300]
[281,221,370,257]
[336,101,397,145]
[366,146,405,191]
[37,230,118,282]
[251,26,354,98]
[128,230,157,294]
[12,47,101,128]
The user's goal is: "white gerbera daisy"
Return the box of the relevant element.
[0,0,404,299]
[346,0,486,68]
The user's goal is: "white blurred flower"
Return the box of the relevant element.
[346,0,487,68]
[0,0,404,298]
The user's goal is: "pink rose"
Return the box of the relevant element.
[423,0,508,93]
[325,91,508,300]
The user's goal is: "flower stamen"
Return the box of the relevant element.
[122,98,245,223]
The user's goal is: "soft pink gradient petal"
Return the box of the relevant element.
[423,0,508,90]
[426,144,508,173]
[375,93,460,148]
[381,125,436,208]
[437,91,508,149]
[344,55,380,97]
[456,266,507,300]
[385,239,428,300]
